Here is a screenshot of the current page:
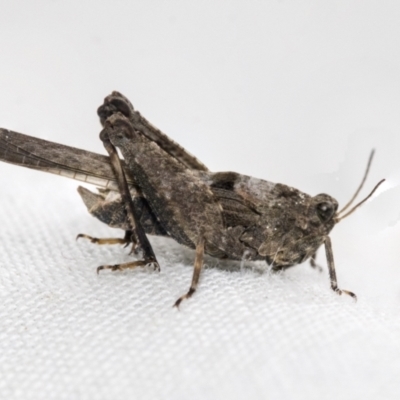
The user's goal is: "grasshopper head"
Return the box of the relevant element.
[260,150,384,269]
[258,191,339,267]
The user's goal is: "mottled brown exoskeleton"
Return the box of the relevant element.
[0,92,384,306]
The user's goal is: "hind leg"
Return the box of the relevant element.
[76,230,133,247]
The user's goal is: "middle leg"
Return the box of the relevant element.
[174,236,205,308]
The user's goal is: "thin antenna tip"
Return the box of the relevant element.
[337,177,386,221]
[369,148,375,160]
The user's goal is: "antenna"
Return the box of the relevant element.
[336,179,385,222]
[337,150,375,215]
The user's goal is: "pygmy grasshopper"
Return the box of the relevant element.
[0,92,384,306]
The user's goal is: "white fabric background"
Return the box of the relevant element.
[1,1,400,399]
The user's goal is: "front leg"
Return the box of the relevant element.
[324,236,356,300]
[99,125,159,271]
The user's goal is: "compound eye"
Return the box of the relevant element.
[316,201,335,222]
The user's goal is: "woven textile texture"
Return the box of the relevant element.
[2,1,400,398]
[1,168,400,400]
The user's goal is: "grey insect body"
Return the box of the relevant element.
[0,92,383,306]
